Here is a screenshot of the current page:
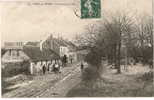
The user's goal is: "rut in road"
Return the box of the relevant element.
[38,67,81,97]
[3,64,79,98]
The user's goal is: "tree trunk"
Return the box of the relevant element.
[117,40,121,73]
[113,44,117,67]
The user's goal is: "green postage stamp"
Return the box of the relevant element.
[81,0,101,19]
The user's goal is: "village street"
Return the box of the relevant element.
[3,62,154,97]
[2,62,86,98]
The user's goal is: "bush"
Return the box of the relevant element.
[83,48,103,82]
[2,61,30,77]
[84,49,102,66]
[82,66,100,81]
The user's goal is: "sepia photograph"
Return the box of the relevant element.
[0,0,154,98]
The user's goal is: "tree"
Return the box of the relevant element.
[76,12,152,76]
[134,15,153,64]
[100,12,134,73]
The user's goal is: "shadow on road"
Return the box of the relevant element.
[66,66,154,97]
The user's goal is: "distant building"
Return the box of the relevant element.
[4,42,23,49]
[60,46,69,57]
[40,34,60,55]
[25,41,40,47]
[23,46,60,62]
[76,46,90,61]
[56,39,78,63]
[2,34,77,64]
[39,34,77,62]
[65,41,78,62]
[24,45,59,75]
[1,41,60,63]
[57,39,69,57]
[1,49,29,63]
[2,42,29,63]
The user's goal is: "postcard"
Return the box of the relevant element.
[1,0,153,98]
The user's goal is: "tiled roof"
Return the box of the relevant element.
[25,42,40,47]
[76,46,90,50]
[23,46,60,61]
[53,38,67,46]
[67,41,76,47]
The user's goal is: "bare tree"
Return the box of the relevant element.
[77,12,152,75]
[134,15,153,65]
[100,12,134,73]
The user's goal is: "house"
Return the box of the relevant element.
[52,38,78,63]
[23,46,60,62]
[25,41,40,47]
[39,34,72,61]
[40,34,60,55]
[23,45,60,74]
[1,42,29,63]
[57,39,69,57]
[2,41,60,74]
[65,41,78,63]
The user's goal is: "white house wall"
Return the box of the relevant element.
[60,46,69,57]
[2,50,30,63]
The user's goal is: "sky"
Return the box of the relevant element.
[0,0,152,46]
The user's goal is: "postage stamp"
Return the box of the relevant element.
[81,0,101,19]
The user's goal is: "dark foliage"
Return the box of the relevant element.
[82,67,100,81]
[2,61,30,77]
[84,48,102,66]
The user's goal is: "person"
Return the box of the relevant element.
[56,60,61,73]
[62,55,67,67]
[42,64,46,75]
[55,63,58,71]
[30,62,35,75]
[50,60,55,72]
[37,61,42,75]
[80,62,84,71]
[70,58,73,64]
[47,61,51,71]
[53,60,57,73]
[58,60,62,73]
[148,59,153,69]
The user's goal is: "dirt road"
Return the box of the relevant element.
[2,63,83,98]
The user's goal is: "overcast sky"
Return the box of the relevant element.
[0,0,152,46]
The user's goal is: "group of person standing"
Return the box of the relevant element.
[30,55,69,75]
[30,59,62,75]
[42,60,62,74]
